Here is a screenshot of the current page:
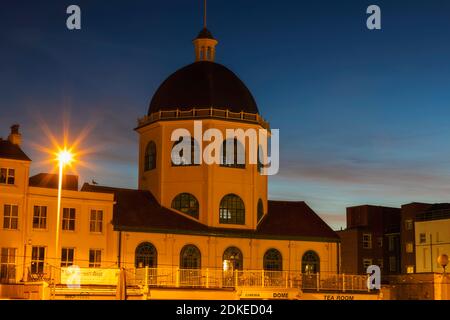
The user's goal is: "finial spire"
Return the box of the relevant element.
[203,0,207,28]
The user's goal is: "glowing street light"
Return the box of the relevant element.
[54,148,74,270]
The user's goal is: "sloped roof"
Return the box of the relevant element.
[0,139,31,161]
[29,173,79,191]
[81,184,339,242]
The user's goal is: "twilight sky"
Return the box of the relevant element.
[2,0,450,230]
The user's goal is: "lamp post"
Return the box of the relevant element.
[54,150,73,271]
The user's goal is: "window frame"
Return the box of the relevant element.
[62,208,76,231]
[362,233,372,249]
[0,247,16,282]
[180,245,201,269]
[219,194,245,225]
[3,204,19,230]
[135,242,158,268]
[31,246,46,274]
[419,233,426,244]
[171,137,200,167]
[171,193,200,219]
[144,141,157,171]
[220,138,246,169]
[61,247,75,267]
[89,209,103,233]
[32,206,47,230]
[89,249,102,268]
[0,168,15,185]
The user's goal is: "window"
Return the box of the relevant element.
[3,204,18,230]
[89,249,101,268]
[135,242,157,268]
[377,237,383,248]
[257,199,264,222]
[90,210,103,233]
[180,245,201,269]
[406,242,414,253]
[31,246,45,274]
[377,259,384,270]
[223,247,243,271]
[363,259,373,270]
[302,251,320,274]
[257,145,265,174]
[0,248,16,282]
[263,249,282,271]
[32,206,47,229]
[405,219,413,231]
[0,168,15,185]
[406,266,414,274]
[388,236,395,251]
[62,208,76,231]
[61,248,74,267]
[219,194,245,225]
[171,193,199,219]
[171,137,199,166]
[144,141,157,171]
[221,139,245,168]
[389,256,397,272]
[362,233,372,249]
[419,233,426,244]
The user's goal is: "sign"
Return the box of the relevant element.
[240,289,298,300]
[61,268,120,285]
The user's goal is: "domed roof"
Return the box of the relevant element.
[148,61,259,115]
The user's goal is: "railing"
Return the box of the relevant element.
[125,268,370,292]
[23,266,370,292]
[137,107,270,130]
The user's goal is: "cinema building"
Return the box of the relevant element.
[0,26,374,300]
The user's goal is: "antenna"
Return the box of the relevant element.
[203,0,207,28]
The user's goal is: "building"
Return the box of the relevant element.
[400,202,432,274]
[0,23,376,300]
[0,125,116,285]
[414,204,450,273]
[338,205,401,275]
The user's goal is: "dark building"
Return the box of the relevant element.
[338,205,401,275]
[400,202,435,274]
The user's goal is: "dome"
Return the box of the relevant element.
[148,61,259,115]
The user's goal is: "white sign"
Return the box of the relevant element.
[61,268,120,285]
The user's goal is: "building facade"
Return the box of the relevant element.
[338,205,401,275]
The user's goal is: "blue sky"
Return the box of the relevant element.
[1,0,450,229]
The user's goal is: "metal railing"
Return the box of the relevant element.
[125,268,370,292]
[137,107,270,130]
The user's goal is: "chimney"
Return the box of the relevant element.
[8,124,22,146]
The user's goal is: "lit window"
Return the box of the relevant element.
[180,245,201,269]
[32,206,47,229]
[62,208,76,231]
[223,247,243,271]
[135,242,157,268]
[61,248,74,267]
[302,251,320,274]
[3,204,18,230]
[90,210,103,233]
[406,266,414,274]
[406,242,414,253]
[362,234,372,249]
[89,249,101,268]
[219,194,245,225]
[171,193,199,219]
[0,168,15,185]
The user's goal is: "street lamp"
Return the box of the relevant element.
[54,149,73,269]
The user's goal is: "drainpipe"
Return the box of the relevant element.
[117,230,122,268]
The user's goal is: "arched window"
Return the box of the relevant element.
[302,251,320,274]
[221,138,245,168]
[135,242,157,268]
[222,247,243,271]
[171,193,199,219]
[180,245,201,269]
[263,249,282,271]
[144,141,157,171]
[257,199,264,222]
[171,137,200,166]
[219,194,245,225]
